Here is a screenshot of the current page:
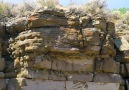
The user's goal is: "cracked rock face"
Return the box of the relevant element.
[1,9,128,90]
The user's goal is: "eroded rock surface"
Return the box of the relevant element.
[0,8,129,90]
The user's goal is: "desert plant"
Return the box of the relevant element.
[109,11,122,21]
[0,1,12,22]
[81,0,107,17]
[11,1,35,17]
[35,0,59,8]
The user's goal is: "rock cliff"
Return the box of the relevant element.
[0,8,129,90]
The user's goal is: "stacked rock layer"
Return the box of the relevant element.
[0,8,129,90]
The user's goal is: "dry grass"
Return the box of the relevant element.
[10,1,35,17]
[0,1,11,21]
[35,0,59,8]
[81,0,108,17]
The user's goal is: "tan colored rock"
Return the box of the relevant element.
[114,36,129,51]
[27,9,68,28]
[7,78,25,90]
[107,22,115,37]
[102,34,116,57]
[82,28,101,55]
[17,68,49,79]
[67,14,80,27]
[83,28,100,45]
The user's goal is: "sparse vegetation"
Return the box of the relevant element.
[0,0,129,27]
[10,1,35,17]
[0,1,11,21]
[81,0,108,17]
[35,0,59,8]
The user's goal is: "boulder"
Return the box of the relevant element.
[95,58,120,74]
[27,9,68,28]
[120,64,127,77]
[102,58,120,73]
[107,22,115,37]
[114,36,129,51]
[67,73,93,82]
[92,17,107,30]
[6,17,27,35]
[17,68,49,79]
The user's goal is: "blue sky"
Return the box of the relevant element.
[3,0,129,10]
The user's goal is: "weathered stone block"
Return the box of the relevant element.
[6,17,27,35]
[92,17,106,30]
[114,36,129,51]
[67,73,93,82]
[107,22,115,37]
[94,73,124,85]
[17,68,49,79]
[27,10,68,28]
[66,81,120,90]
[73,59,94,72]
[48,72,66,81]
[7,79,66,90]
[102,58,120,73]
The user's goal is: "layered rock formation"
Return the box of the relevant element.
[0,8,129,90]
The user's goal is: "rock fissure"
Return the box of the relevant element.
[0,8,129,90]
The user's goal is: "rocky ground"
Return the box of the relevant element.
[0,8,129,90]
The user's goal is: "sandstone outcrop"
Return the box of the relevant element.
[0,8,129,90]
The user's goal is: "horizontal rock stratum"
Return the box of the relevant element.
[0,8,129,90]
